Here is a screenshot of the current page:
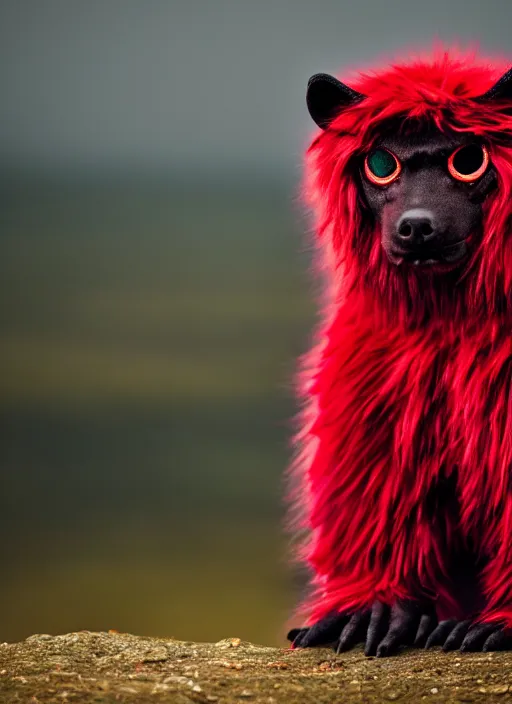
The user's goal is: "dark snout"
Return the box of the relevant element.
[391,208,468,267]
[396,209,436,244]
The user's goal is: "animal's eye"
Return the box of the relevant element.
[364,148,401,186]
[448,144,489,182]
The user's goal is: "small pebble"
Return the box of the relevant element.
[431,688,438,694]
[216,638,242,649]
[151,684,170,694]
[128,673,153,681]
[240,690,254,698]
[192,684,202,693]
[142,647,169,663]
[163,675,189,685]
[60,634,79,645]
[490,685,509,694]
[221,661,243,670]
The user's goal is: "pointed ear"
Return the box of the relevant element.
[307,73,366,129]
[474,67,512,103]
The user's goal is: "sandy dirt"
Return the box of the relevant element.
[1,630,512,702]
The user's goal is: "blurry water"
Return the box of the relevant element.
[0,173,314,645]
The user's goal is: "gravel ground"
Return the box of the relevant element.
[1,630,512,703]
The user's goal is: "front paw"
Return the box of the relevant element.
[425,620,512,652]
[288,599,437,657]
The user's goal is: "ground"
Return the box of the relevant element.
[1,632,512,703]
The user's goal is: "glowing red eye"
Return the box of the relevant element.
[364,148,401,186]
[448,144,489,182]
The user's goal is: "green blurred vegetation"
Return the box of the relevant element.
[0,175,315,646]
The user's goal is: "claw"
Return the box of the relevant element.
[375,601,425,657]
[460,623,499,652]
[414,612,437,648]
[364,601,390,656]
[425,620,458,649]
[289,610,349,649]
[287,628,304,642]
[336,609,370,653]
[442,620,471,651]
[287,627,309,649]
[483,628,512,651]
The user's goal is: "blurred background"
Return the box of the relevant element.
[0,0,511,646]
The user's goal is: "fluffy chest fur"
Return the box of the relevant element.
[310,307,512,519]
[298,308,508,626]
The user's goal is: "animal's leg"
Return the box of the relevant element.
[424,549,489,651]
[287,319,452,656]
[461,547,512,651]
[425,528,512,651]
[288,503,444,656]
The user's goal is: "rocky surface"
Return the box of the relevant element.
[1,630,512,702]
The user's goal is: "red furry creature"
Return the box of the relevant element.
[286,51,512,657]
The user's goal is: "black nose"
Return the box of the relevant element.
[396,209,436,242]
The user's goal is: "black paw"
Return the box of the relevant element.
[425,620,512,652]
[287,599,437,657]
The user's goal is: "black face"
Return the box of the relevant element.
[359,129,497,271]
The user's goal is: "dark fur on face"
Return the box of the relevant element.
[359,127,497,272]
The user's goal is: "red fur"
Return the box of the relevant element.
[289,49,512,629]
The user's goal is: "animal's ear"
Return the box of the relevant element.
[307,73,366,129]
[474,68,512,103]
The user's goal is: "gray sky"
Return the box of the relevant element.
[1,0,511,174]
